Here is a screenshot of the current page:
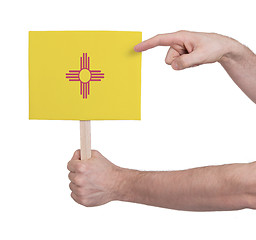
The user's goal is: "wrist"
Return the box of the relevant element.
[112,167,141,202]
[218,36,248,65]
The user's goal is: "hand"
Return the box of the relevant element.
[67,150,122,207]
[134,30,238,70]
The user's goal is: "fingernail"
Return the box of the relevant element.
[134,45,139,52]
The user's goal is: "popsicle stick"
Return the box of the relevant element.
[80,120,91,161]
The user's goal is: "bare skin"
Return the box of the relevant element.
[134,31,256,103]
[68,31,256,211]
[68,150,256,211]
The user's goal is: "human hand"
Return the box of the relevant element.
[134,30,239,70]
[67,150,122,207]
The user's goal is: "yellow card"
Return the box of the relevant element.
[29,31,141,120]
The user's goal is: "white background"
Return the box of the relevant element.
[0,0,256,239]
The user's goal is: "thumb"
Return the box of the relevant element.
[172,51,204,70]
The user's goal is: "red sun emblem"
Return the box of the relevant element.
[66,53,104,99]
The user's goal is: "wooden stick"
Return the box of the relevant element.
[80,120,91,161]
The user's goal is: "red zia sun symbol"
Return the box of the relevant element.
[66,53,104,99]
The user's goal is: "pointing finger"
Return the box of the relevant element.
[134,32,183,52]
[72,149,81,160]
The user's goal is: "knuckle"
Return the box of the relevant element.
[92,149,100,156]
[76,163,86,173]
[176,30,189,40]
[67,161,71,170]
[153,34,162,45]
[71,193,82,204]
[82,199,93,207]
[70,192,77,201]
[73,176,83,186]
[177,30,186,34]
[76,187,84,197]
[155,33,162,41]
[68,172,72,180]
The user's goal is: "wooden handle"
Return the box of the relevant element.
[80,120,91,161]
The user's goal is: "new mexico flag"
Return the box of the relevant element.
[29,31,142,120]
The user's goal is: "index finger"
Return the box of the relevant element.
[67,159,82,172]
[71,149,81,161]
[67,150,81,172]
[134,32,182,52]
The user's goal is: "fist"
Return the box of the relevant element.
[67,150,121,207]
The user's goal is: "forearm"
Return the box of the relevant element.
[115,162,256,211]
[219,39,256,103]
